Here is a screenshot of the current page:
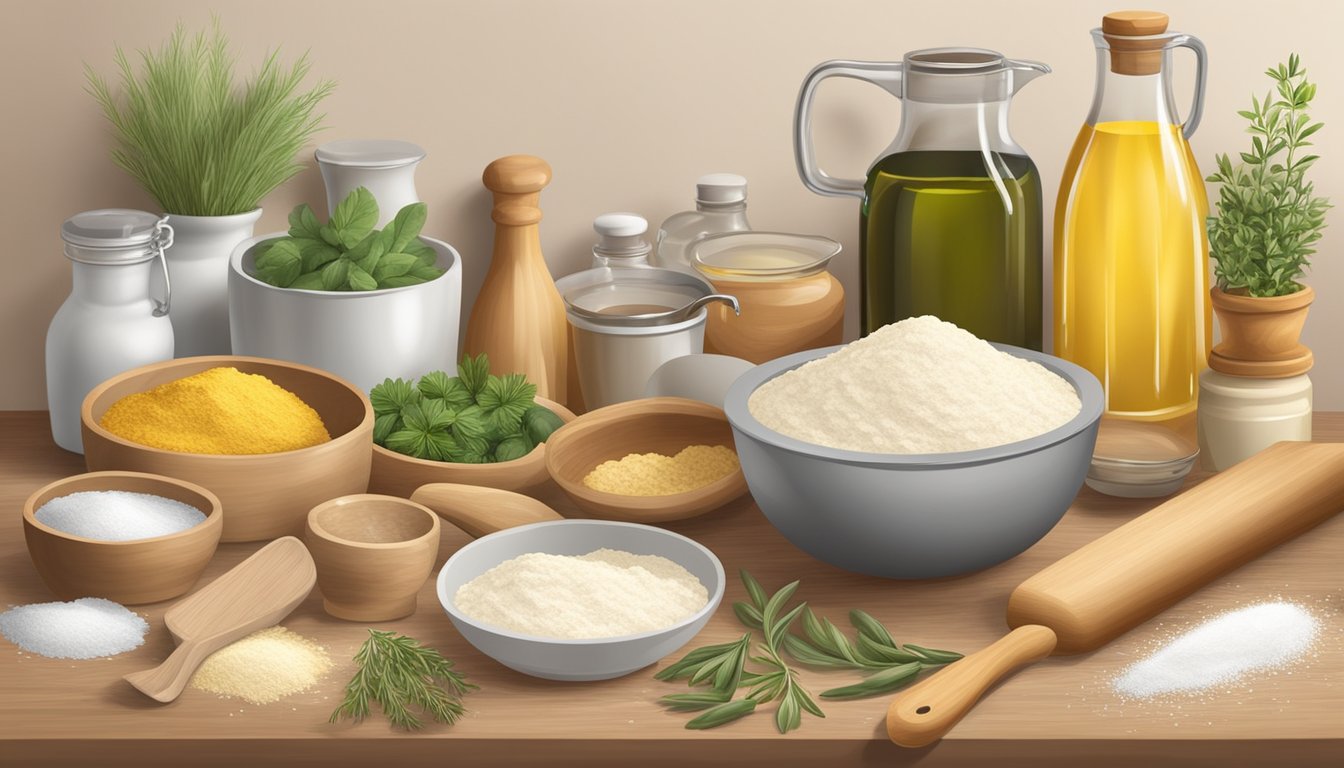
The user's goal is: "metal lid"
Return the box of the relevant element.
[61,208,164,250]
[556,267,737,328]
[314,139,426,169]
[696,173,747,204]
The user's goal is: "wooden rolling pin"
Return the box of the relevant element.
[886,441,1344,747]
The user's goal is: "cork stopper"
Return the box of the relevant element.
[1102,10,1169,76]
[483,155,551,227]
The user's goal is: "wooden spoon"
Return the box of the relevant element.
[410,483,562,538]
[124,536,316,703]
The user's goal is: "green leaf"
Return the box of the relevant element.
[733,601,764,630]
[660,691,732,711]
[369,377,420,416]
[684,699,756,730]
[373,252,419,281]
[404,399,453,433]
[409,263,445,282]
[253,239,302,287]
[290,271,324,290]
[741,570,768,611]
[298,239,342,272]
[386,203,428,253]
[321,258,351,291]
[479,373,538,433]
[458,354,491,397]
[288,203,324,241]
[348,263,378,291]
[449,404,491,441]
[494,433,534,463]
[850,610,896,647]
[386,428,430,459]
[373,412,401,445]
[820,662,923,700]
[774,689,800,734]
[405,238,437,266]
[904,644,965,665]
[329,187,379,248]
[522,405,564,444]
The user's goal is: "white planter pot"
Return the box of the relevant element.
[159,209,262,356]
[228,233,463,393]
[315,140,425,228]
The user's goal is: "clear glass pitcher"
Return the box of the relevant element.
[1054,11,1211,422]
[794,49,1049,348]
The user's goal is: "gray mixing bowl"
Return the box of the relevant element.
[724,344,1103,579]
[436,520,724,681]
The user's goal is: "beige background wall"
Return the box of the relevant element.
[1,0,1339,409]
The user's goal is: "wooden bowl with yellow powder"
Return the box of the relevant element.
[81,356,374,543]
[368,396,578,498]
[544,397,748,523]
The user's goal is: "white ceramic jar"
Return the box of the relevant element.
[46,210,176,453]
[158,209,262,356]
[1197,369,1312,471]
[315,140,425,227]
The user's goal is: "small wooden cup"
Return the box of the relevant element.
[23,471,223,604]
[544,397,749,523]
[305,494,441,621]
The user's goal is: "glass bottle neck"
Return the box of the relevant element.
[1088,51,1181,127]
[887,100,1023,155]
[71,260,154,306]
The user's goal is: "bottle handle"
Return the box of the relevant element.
[150,217,173,317]
[793,60,904,199]
[1172,34,1208,139]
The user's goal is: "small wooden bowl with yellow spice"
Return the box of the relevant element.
[544,397,748,523]
[81,356,374,543]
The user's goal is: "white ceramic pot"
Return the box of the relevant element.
[315,140,425,228]
[157,209,262,356]
[228,233,462,393]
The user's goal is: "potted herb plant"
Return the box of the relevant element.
[228,188,463,394]
[1205,54,1330,373]
[86,22,334,356]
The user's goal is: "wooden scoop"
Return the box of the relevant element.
[886,441,1344,746]
[410,483,562,538]
[124,536,316,703]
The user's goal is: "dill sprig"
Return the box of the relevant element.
[85,20,335,216]
[330,630,476,731]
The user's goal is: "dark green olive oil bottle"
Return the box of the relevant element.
[860,150,1042,349]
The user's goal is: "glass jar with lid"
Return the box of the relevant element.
[692,232,844,364]
[46,209,175,453]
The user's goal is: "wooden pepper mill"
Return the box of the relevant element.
[464,155,568,404]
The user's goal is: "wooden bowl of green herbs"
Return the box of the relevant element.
[367,356,576,498]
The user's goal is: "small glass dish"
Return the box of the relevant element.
[1084,418,1199,498]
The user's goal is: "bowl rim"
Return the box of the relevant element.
[229,232,460,298]
[371,396,576,470]
[544,397,746,505]
[23,470,223,546]
[724,342,1104,468]
[436,519,726,646]
[306,493,440,549]
[81,354,375,460]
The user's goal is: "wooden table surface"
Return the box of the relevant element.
[1,411,1341,767]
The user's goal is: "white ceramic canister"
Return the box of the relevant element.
[229,233,463,394]
[1197,370,1313,471]
[556,267,738,409]
[157,209,262,356]
[315,140,426,227]
[46,209,175,453]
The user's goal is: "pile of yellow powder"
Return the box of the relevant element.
[189,626,332,705]
[99,367,331,455]
[582,444,739,496]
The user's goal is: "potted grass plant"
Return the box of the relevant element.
[86,22,334,357]
[1205,54,1330,373]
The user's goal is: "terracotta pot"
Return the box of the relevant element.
[1210,284,1313,367]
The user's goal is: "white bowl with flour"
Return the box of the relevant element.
[435,520,724,681]
[724,325,1103,579]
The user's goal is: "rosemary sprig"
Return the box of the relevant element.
[657,573,822,733]
[656,571,964,732]
[329,629,476,730]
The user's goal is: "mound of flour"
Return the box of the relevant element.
[747,316,1081,454]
